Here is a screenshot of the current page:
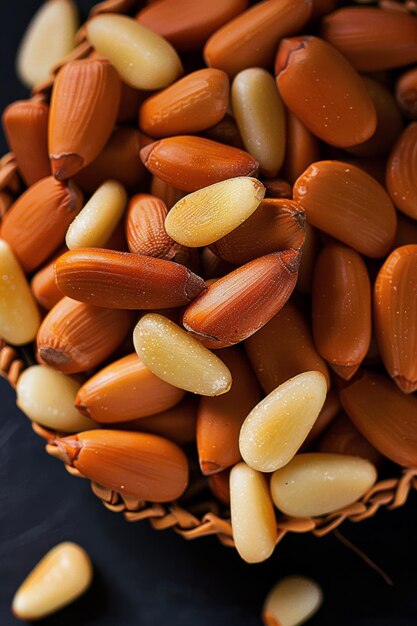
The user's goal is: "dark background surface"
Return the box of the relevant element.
[1,2,417,625]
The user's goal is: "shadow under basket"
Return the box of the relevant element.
[2,339,417,551]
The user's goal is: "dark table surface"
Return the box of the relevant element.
[1,2,417,625]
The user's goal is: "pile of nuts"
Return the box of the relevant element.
[1,0,417,584]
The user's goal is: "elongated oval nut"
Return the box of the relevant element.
[302,389,341,449]
[126,396,198,446]
[341,371,417,467]
[270,453,377,517]
[276,36,376,148]
[125,194,183,263]
[293,161,397,258]
[296,222,319,294]
[318,414,383,467]
[204,0,312,78]
[54,248,205,309]
[16,365,96,432]
[31,249,65,310]
[49,430,189,502]
[183,250,300,349]
[140,136,259,193]
[197,348,261,474]
[87,14,182,90]
[230,462,277,563]
[210,199,305,265]
[312,244,371,378]
[165,177,265,247]
[49,58,121,180]
[2,99,50,186]
[16,0,78,88]
[396,67,417,119]
[284,111,320,184]
[262,576,323,626]
[346,77,403,159]
[136,0,248,51]
[374,245,417,393]
[37,297,132,374]
[231,68,285,177]
[12,542,92,621]
[0,240,40,345]
[245,301,330,394]
[66,180,127,250]
[321,7,417,71]
[0,176,83,273]
[239,371,327,473]
[139,69,229,137]
[133,314,232,396]
[386,123,417,220]
[75,353,185,423]
[74,127,147,193]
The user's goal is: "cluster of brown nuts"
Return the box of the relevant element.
[1,0,417,603]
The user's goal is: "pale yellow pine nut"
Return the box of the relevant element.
[86,14,183,90]
[17,0,78,88]
[270,453,377,517]
[232,68,286,177]
[165,176,265,247]
[0,239,41,345]
[16,365,97,432]
[133,313,232,396]
[230,462,277,564]
[66,180,127,249]
[12,542,92,621]
[239,371,327,473]
[262,576,323,626]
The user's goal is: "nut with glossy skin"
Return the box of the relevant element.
[183,250,300,349]
[74,127,147,193]
[318,413,383,467]
[37,297,132,374]
[230,462,277,563]
[133,314,232,396]
[165,177,265,248]
[0,176,83,273]
[284,111,320,184]
[16,365,96,432]
[275,36,377,148]
[209,198,305,265]
[386,123,417,220]
[396,68,417,120]
[2,99,50,186]
[140,136,259,193]
[66,180,127,250]
[312,244,371,379]
[245,301,330,394]
[321,7,417,71]
[197,348,261,474]
[374,245,417,393]
[239,371,327,473]
[139,69,229,137]
[54,248,205,309]
[270,453,377,517]
[48,430,189,502]
[31,249,65,310]
[48,58,121,179]
[76,353,185,423]
[231,68,285,177]
[293,160,397,258]
[262,576,323,626]
[204,0,312,77]
[16,0,78,88]
[87,14,183,90]
[12,542,92,621]
[136,0,248,51]
[0,240,41,345]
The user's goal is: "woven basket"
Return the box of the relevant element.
[2,0,417,552]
